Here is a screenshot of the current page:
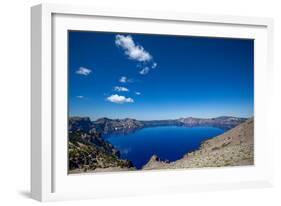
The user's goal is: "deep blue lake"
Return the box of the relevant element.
[106,126,225,169]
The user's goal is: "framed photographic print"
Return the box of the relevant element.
[31,3,274,201]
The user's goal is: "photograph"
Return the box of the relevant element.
[67,31,254,174]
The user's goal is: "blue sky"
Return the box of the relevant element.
[68,31,254,120]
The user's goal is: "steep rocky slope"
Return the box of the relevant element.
[143,118,254,170]
[68,131,134,174]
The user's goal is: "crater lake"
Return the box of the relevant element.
[106,126,225,169]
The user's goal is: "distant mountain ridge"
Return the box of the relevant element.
[69,116,247,135]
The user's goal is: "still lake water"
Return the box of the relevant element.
[106,126,224,169]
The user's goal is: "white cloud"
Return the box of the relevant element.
[119,76,133,83]
[115,35,152,62]
[115,35,158,76]
[114,86,129,92]
[152,62,157,69]
[119,76,127,83]
[76,67,92,76]
[76,95,84,99]
[106,94,134,104]
[139,67,150,75]
[135,92,141,95]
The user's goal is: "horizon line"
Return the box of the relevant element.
[69,115,253,122]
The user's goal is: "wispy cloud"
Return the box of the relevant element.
[106,94,134,104]
[115,35,152,62]
[115,34,158,77]
[119,76,133,83]
[139,62,157,75]
[135,92,141,95]
[76,95,84,99]
[119,76,127,83]
[139,67,150,75]
[76,67,92,76]
[114,86,129,92]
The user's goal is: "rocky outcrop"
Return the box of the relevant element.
[69,117,92,132]
[68,131,134,174]
[69,117,145,135]
[143,118,254,170]
[92,118,145,135]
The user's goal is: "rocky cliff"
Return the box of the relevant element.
[91,117,145,134]
[69,117,92,132]
[143,118,254,170]
[68,131,134,174]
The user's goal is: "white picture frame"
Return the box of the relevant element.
[31,3,274,202]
